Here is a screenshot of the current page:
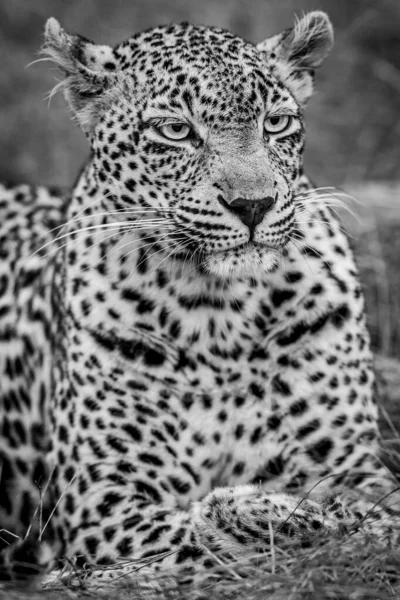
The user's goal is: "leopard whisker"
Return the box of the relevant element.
[25,56,56,69]
[181,248,192,277]
[31,221,174,258]
[106,231,173,262]
[172,244,194,281]
[44,186,124,239]
[180,241,208,281]
[114,234,187,268]
[295,193,362,223]
[295,214,351,233]
[287,237,316,274]
[296,186,362,205]
[55,209,174,230]
[79,232,179,273]
[291,231,325,257]
[294,206,356,238]
[132,234,190,276]
[53,175,172,237]
[31,225,132,258]
[38,228,133,260]
[151,240,194,275]
[299,197,361,219]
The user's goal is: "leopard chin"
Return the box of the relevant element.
[202,243,282,279]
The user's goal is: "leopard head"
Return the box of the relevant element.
[44,12,333,279]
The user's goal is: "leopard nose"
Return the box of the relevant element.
[220,196,275,229]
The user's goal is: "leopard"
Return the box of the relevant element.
[0,10,398,585]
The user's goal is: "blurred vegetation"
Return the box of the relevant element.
[0,0,399,187]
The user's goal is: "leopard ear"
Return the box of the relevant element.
[257,12,333,104]
[43,18,119,133]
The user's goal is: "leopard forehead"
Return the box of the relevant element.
[115,22,265,75]
[111,23,291,116]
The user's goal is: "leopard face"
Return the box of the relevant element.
[45,16,332,279]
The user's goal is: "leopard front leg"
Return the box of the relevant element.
[193,484,352,558]
[194,483,399,567]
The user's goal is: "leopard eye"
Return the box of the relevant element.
[157,123,191,140]
[264,115,292,135]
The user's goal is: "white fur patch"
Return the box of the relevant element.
[203,245,281,279]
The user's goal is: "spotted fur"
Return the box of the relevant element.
[0,12,397,583]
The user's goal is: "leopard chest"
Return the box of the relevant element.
[50,306,291,501]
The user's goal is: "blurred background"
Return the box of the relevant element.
[0,0,399,187]
[0,0,399,360]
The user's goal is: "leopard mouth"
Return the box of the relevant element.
[170,235,284,278]
[194,241,283,278]
[211,240,284,261]
[227,240,274,253]
[191,240,279,263]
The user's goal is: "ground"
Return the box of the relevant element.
[0,183,399,599]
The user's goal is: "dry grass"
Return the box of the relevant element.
[2,525,400,599]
